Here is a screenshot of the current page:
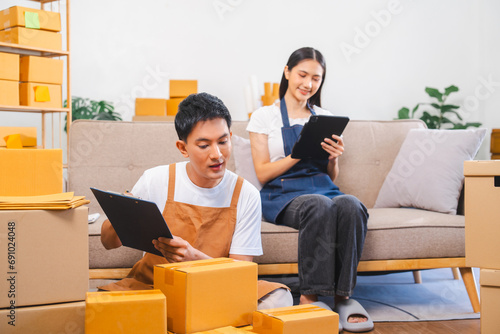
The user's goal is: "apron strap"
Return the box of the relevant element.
[167,163,176,201]
[230,176,244,208]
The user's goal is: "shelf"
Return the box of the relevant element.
[0,41,68,57]
[29,0,61,4]
[0,105,70,114]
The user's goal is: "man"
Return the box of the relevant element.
[99,92,291,308]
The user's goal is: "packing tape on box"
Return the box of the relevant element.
[34,85,50,102]
[4,134,23,149]
[162,258,235,285]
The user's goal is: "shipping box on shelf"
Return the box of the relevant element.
[0,6,61,32]
[0,148,62,196]
[252,304,339,334]
[154,258,258,334]
[0,79,19,106]
[166,97,184,116]
[0,126,37,147]
[170,80,197,98]
[132,115,175,122]
[491,129,500,154]
[85,290,167,334]
[0,206,88,308]
[0,301,85,334]
[0,52,19,81]
[20,56,63,84]
[0,27,62,51]
[464,160,500,269]
[20,82,62,108]
[135,98,167,116]
[193,326,252,333]
[480,269,500,334]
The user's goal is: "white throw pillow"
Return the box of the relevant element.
[231,135,262,190]
[374,128,487,214]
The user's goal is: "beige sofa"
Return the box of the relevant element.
[68,119,479,312]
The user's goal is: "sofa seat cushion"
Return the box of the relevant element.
[255,208,465,264]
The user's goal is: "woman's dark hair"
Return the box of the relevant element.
[279,47,326,108]
[175,92,231,142]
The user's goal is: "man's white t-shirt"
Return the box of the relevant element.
[246,104,333,162]
[131,161,263,256]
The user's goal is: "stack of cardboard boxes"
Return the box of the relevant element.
[133,80,198,122]
[0,6,62,51]
[0,6,63,108]
[464,160,500,333]
[491,130,500,160]
[85,258,339,333]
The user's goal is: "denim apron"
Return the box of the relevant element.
[260,99,343,223]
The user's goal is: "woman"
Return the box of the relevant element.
[247,47,373,332]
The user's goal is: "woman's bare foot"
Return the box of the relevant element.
[335,295,368,323]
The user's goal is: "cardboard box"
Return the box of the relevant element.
[194,326,252,333]
[135,98,167,116]
[0,27,62,51]
[492,153,500,160]
[20,56,63,84]
[252,304,339,334]
[0,206,88,308]
[0,301,85,334]
[0,79,19,106]
[169,80,197,98]
[0,127,37,147]
[0,148,62,196]
[20,82,62,108]
[464,160,500,269]
[0,52,19,81]
[154,258,258,334]
[480,269,500,334]
[491,129,500,154]
[132,115,175,122]
[166,97,184,116]
[85,290,167,334]
[0,6,61,32]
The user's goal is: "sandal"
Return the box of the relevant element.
[333,299,373,333]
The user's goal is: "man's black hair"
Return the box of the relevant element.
[174,92,232,142]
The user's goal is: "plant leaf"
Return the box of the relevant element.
[441,104,460,112]
[444,85,459,96]
[398,107,410,119]
[425,87,443,102]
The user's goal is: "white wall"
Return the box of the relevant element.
[3,0,500,159]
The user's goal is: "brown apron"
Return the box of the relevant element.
[99,163,286,299]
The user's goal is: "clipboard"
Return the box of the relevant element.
[291,115,350,160]
[90,187,173,256]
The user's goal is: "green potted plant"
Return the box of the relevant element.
[396,85,482,129]
[64,96,122,132]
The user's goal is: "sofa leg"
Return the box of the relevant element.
[412,270,422,284]
[452,267,461,280]
[459,267,480,313]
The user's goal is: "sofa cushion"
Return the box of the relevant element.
[374,128,487,214]
[254,208,465,264]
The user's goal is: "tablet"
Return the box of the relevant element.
[291,115,350,160]
[90,187,173,256]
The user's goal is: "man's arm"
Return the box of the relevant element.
[101,219,122,249]
[229,254,253,262]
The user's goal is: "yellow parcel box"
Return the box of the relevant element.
[20,55,63,84]
[252,304,339,334]
[0,126,36,147]
[154,258,258,334]
[0,79,19,106]
[20,82,62,108]
[0,301,85,334]
[170,80,197,98]
[0,27,62,50]
[166,97,184,116]
[85,290,167,334]
[135,98,167,116]
[0,52,19,81]
[0,206,88,308]
[0,148,62,196]
[480,269,500,334]
[464,160,500,269]
[0,6,61,32]
[194,326,252,333]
